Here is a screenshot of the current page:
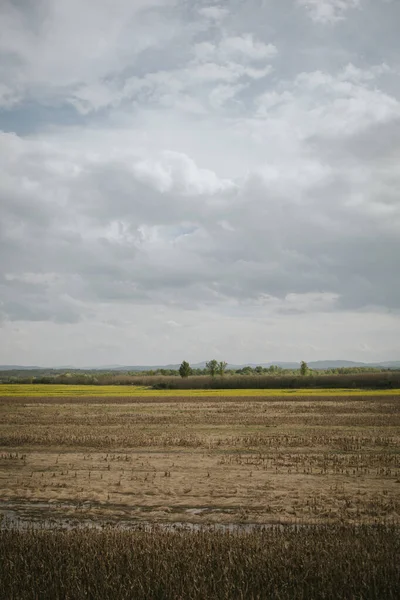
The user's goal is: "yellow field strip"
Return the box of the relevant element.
[1,384,400,397]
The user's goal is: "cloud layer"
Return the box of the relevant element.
[1,0,399,365]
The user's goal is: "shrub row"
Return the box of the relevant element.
[153,372,400,390]
[3,372,400,389]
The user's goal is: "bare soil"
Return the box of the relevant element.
[1,394,399,526]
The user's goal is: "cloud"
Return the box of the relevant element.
[70,32,277,114]
[193,35,277,64]
[297,0,361,24]
[208,83,248,109]
[133,151,236,195]
[1,102,400,327]
[255,63,400,137]
[0,0,399,364]
[0,0,178,107]
[0,83,22,109]
[0,1,276,115]
[215,35,278,62]
[198,6,229,21]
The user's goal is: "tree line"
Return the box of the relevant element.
[1,361,398,385]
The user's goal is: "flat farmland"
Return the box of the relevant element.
[1,390,400,527]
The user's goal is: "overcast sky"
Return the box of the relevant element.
[1,0,399,367]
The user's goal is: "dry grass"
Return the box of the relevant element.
[1,392,399,599]
[1,394,399,526]
[1,526,399,599]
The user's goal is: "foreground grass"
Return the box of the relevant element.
[1,383,400,397]
[1,526,398,600]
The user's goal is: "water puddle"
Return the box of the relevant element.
[3,500,392,533]
[0,500,302,533]
[0,512,301,532]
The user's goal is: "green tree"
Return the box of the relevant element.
[242,366,253,375]
[179,360,192,378]
[217,361,227,376]
[206,359,218,377]
[300,361,308,376]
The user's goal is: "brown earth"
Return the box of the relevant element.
[1,394,399,526]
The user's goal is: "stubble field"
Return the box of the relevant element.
[1,387,400,598]
[1,389,399,527]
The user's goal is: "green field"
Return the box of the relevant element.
[1,383,400,397]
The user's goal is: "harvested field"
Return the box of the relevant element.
[1,392,399,526]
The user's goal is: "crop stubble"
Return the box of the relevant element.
[1,393,399,526]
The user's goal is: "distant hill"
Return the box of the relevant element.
[85,360,400,371]
[377,361,400,368]
[1,360,399,371]
[308,360,367,369]
[0,365,42,370]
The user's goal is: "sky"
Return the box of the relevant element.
[0,0,400,367]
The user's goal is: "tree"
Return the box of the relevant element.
[179,360,192,378]
[300,361,308,376]
[242,366,253,375]
[217,361,227,376]
[206,359,218,377]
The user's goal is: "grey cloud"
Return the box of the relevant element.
[1,134,399,320]
[306,116,400,167]
[0,0,399,364]
[0,274,88,324]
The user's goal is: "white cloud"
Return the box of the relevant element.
[133,151,236,195]
[194,35,277,64]
[58,25,277,116]
[255,64,400,138]
[209,83,247,108]
[71,40,275,114]
[0,0,178,106]
[218,35,278,61]
[198,6,229,21]
[297,0,361,24]
[254,292,340,314]
[0,1,276,114]
[340,63,392,82]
